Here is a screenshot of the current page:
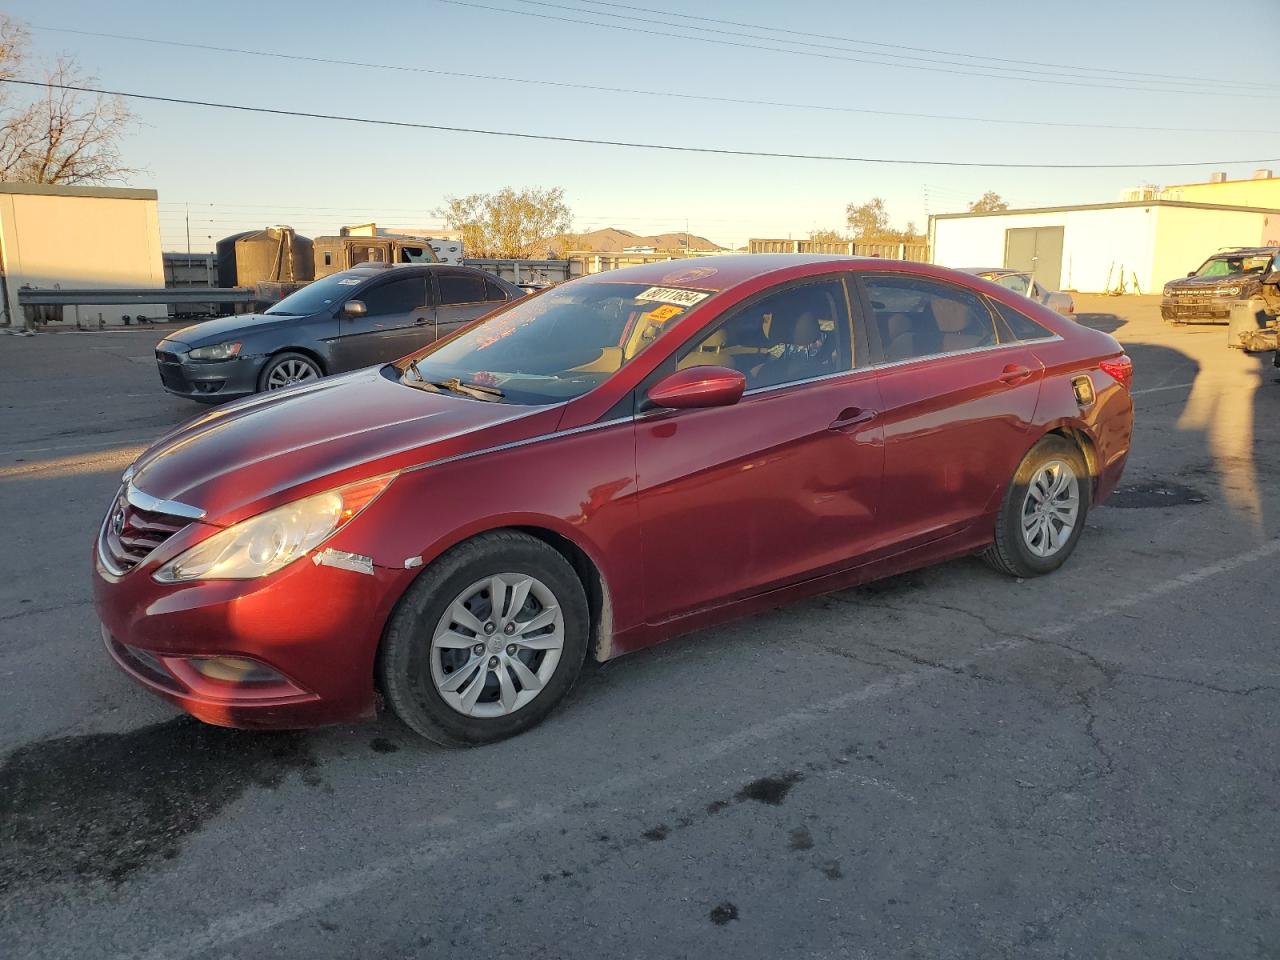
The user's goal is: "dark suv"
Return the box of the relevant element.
[1161,247,1278,323]
[154,264,524,401]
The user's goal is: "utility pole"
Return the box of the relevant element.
[185,202,192,262]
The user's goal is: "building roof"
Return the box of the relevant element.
[0,182,158,200]
[930,198,1280,220]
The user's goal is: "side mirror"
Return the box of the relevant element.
[1187,271,1195,277]
[342,300,367,318]
[646,366,746,411]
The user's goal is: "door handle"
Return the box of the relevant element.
[998,364,1033,385]
[828,407,877,431]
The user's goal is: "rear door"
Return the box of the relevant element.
[333,273,432,369]
[856,272,1045,550]
[433,269,509,338]
[635,275,884,624]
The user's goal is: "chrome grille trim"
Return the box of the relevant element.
[125,483,206,520]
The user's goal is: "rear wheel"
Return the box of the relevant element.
[258,351,322,392]
[983,436,1089,578]
[379,531,589,746]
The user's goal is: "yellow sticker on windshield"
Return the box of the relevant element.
[646,304,683,323]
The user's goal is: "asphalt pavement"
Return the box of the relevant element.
[1,297,1277,959]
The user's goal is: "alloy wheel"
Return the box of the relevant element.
[1020,459,1080,558]
[266,358,318,389]
[429,573,565,718]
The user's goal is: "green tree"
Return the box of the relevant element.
[969,191,1009,213]
[808,228,846,243]
[845,198,891,240]
[435,186,573,259]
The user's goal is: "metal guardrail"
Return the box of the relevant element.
[17,287,257,306]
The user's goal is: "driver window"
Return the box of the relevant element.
[678,278,851,391]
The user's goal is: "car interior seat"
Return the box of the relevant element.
[932,296,991,352]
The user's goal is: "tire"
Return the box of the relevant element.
[983,435,1089,579]
[379,531,590,747]
[258,351,323,392]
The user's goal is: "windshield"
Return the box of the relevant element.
[266,272,368,315]
[1193,254,1273,278]
[399,281,715,404]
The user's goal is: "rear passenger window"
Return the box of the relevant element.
[437,271,488,305]
[862,276,997,362]
[678,278,852,391]
[992,300,1055,342]
[483,277,509,302]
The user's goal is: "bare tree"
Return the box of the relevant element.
[436,187,573,259]
[969,191,1009,212]
[0,16,139,184]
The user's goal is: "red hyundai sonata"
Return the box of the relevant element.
[93,255,1133,745]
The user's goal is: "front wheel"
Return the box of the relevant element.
[258,351,322,392]
[379,531,590,746]
[983,436,1089,578]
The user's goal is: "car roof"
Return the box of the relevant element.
[572,253,881,293]
[1206,247,1278,258]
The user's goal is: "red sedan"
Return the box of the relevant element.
[93,255,1133,745]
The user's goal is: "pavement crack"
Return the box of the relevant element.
[0,599,94,623]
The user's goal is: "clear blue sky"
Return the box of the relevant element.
[6,0,1277,251]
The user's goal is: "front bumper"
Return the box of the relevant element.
[92,529,412,729]
[154,348,266,401]
[1161,298,1231,322]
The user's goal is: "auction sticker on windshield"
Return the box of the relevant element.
[635,286,711,307]
[645,304,684,323]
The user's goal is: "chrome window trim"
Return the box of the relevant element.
[867,334,1063,374]
[126,482,207,521]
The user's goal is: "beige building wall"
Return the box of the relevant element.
[0,183,164,326]
[1150,205,1278,289]
[1160,176,1280,210]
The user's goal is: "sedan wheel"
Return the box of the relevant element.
[984,436,1089,578]
[430,574,565,718]
[379,531,589,746]
[259,352,322,392]
[1020,460,1080,558]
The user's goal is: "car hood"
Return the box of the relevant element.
[163,312,307,348]
[1165,274,1259,292]
[128,368,559,524]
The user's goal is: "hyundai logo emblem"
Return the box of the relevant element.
[111,505,126,535]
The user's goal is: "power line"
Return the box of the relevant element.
[565,0,1262,88]
[431,0,1272,98]
[491,0,1245,92]
[4,78,1275,170]
[32,26,1280,135]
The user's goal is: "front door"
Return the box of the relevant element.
[636,275,884,625]
[335,274,432,369]
[858,273,1044,550]
[1005,226,1064,291]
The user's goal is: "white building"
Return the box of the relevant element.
[929,200,1280,294]
[0,182,164,327]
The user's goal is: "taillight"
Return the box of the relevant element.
[1099,355,1133,390]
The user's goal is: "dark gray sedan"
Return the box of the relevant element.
[154,264,525,401]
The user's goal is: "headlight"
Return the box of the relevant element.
[188,341,242,361]
[154,473,396,582]
[1215,285,1241,298]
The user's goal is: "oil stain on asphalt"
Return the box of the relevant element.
[0,717,318,893]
